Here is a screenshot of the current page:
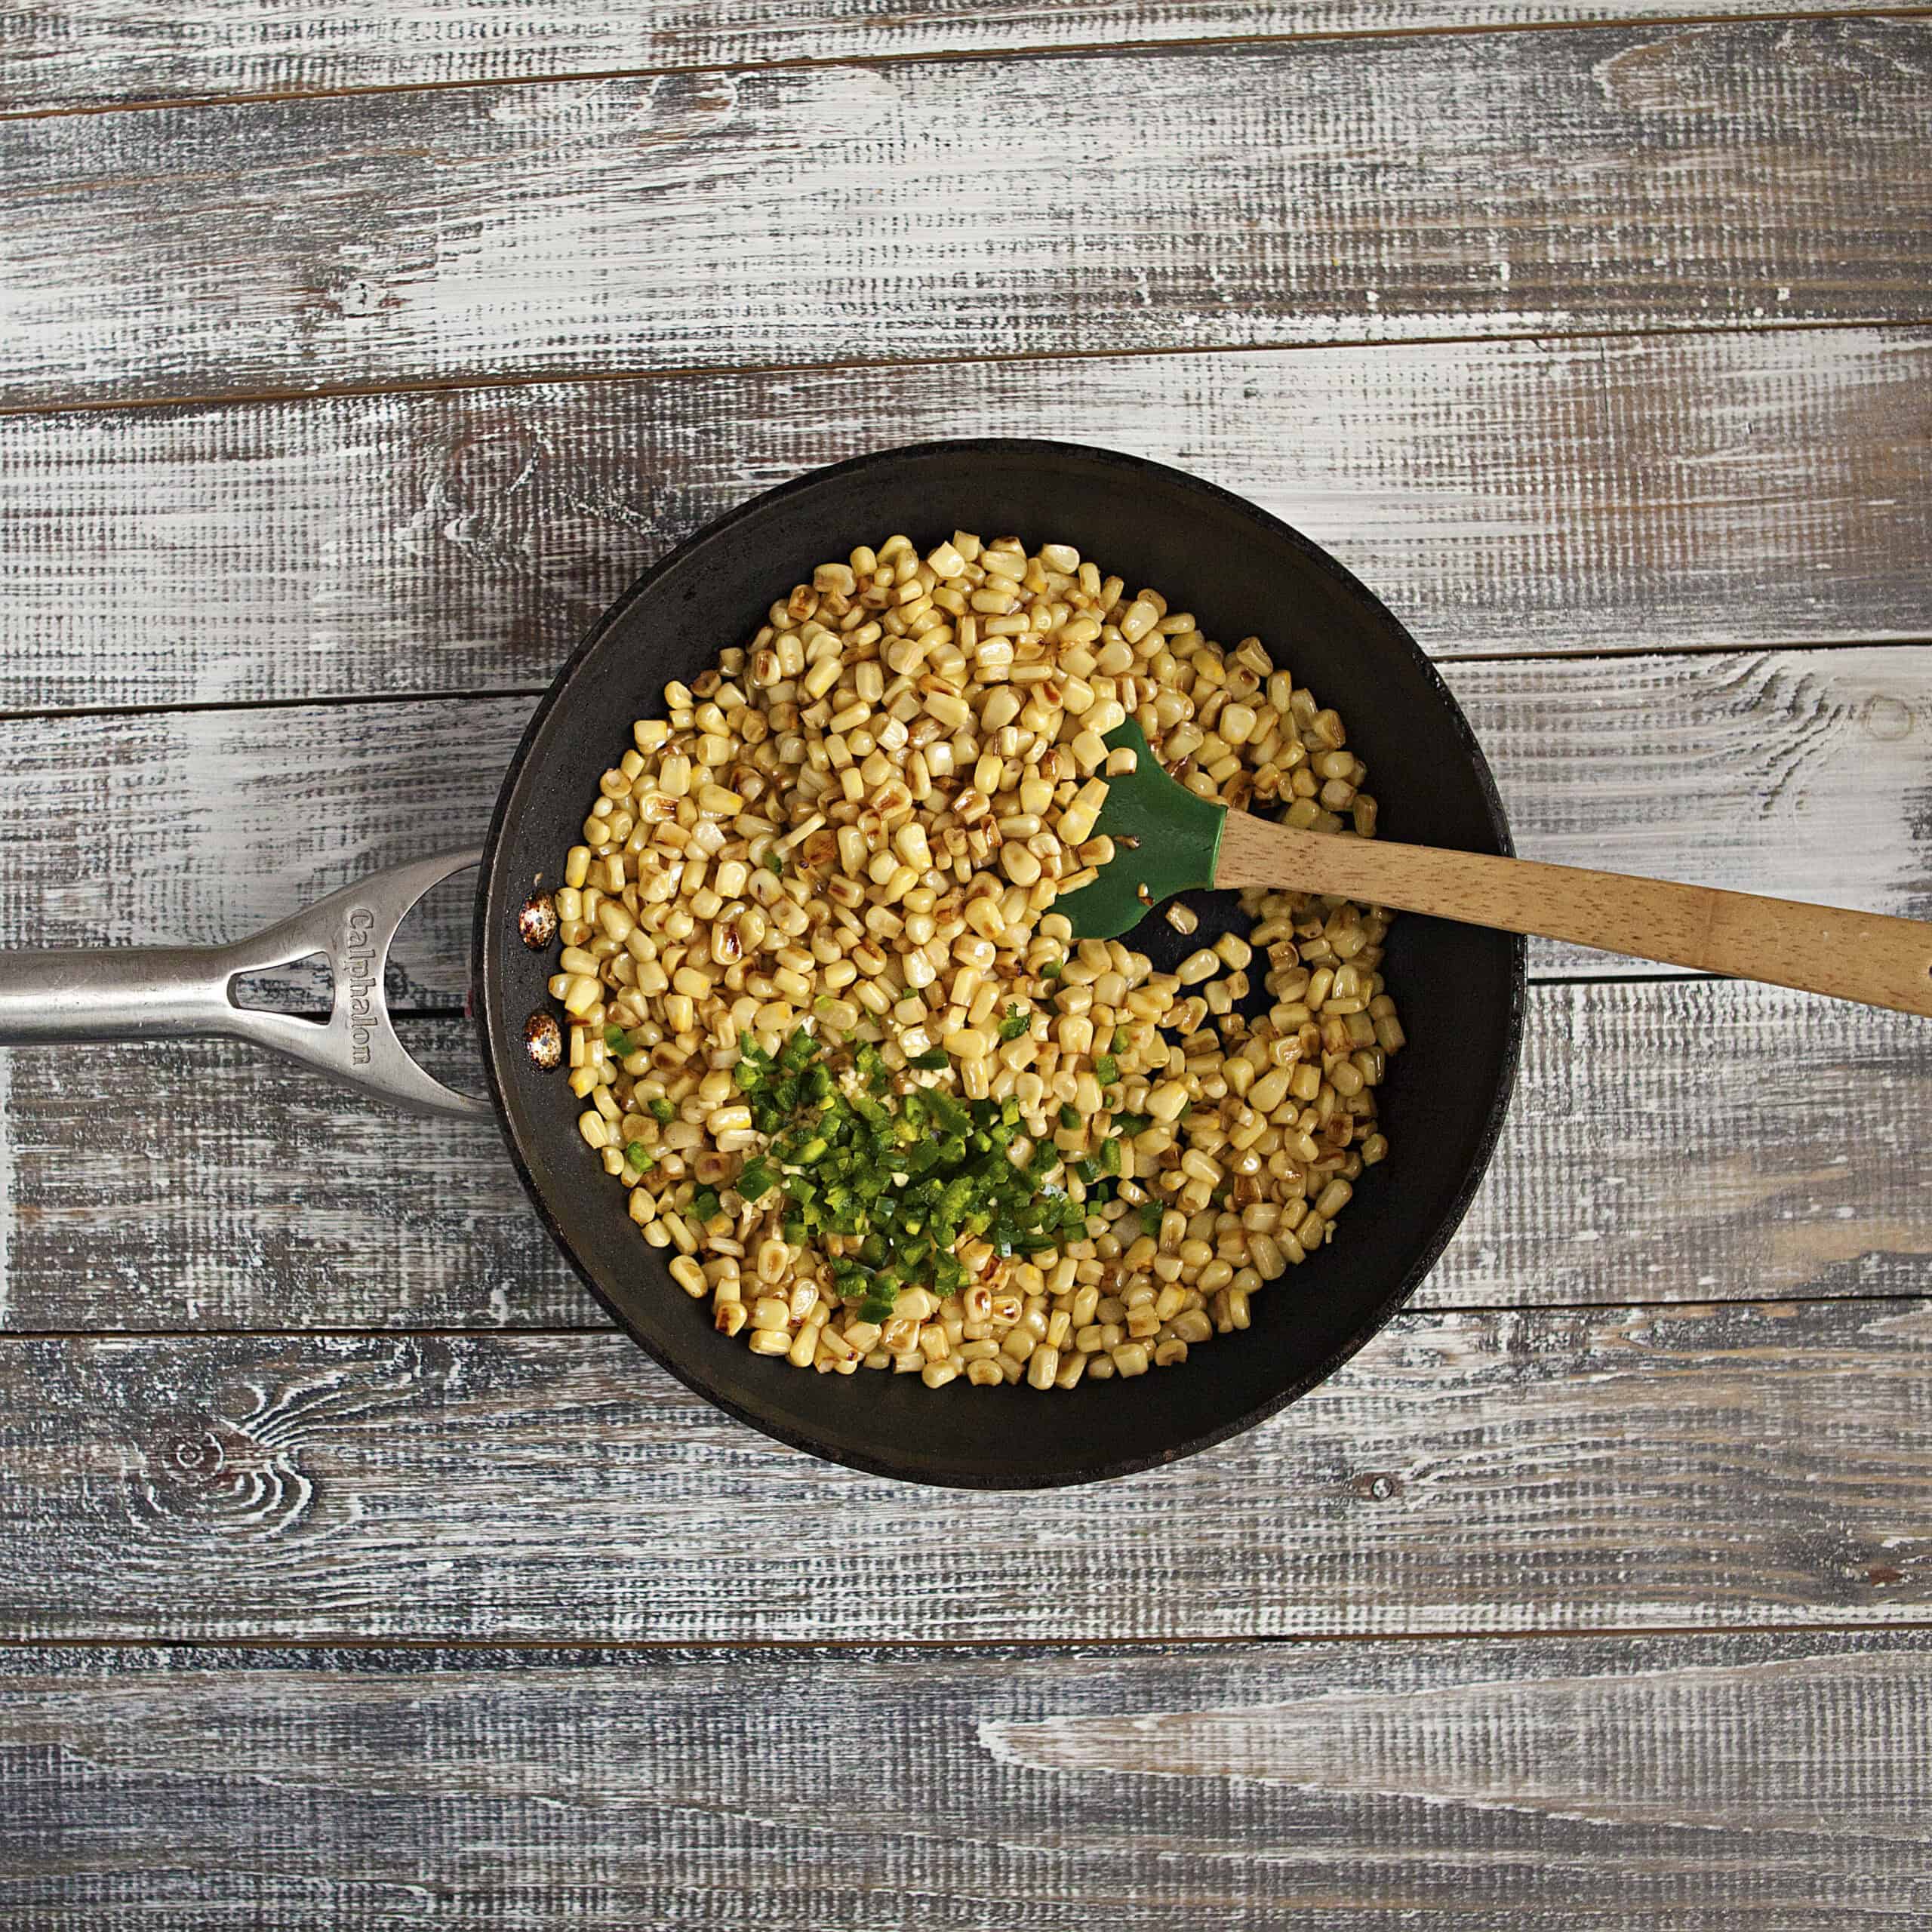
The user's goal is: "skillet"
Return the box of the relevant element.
[0,440,1524,1487]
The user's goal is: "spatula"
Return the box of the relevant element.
[1054,720,1932,1019]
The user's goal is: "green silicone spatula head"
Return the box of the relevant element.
[1054,718,1229,940]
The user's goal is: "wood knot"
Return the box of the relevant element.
[446,427,545,496]
[635,69,740,144]
[1355,1471,1404,1502]
[139,1411,315,1538]
[1862,694,1914,743]
[153,1415,250,1486]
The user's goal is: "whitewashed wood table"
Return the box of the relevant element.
[2,4,1929,1924]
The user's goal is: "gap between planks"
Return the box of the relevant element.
[0,684,549,728]
[6,1617,1932,1653]
[2,5,1922,127]
[5,631,1930,731]
[11,1291,1932,1344]
[0,315,1919,426]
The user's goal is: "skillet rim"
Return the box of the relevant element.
[471,438,1526,1487]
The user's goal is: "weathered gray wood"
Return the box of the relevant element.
[3,21,1928,408]
[1438,977,1932,1308]
[1,1297,1927,1638]
[6,0,1915,115]
[1451,645,1932,971]
[3,1633,1929,1927]
[5,6,1921,1894]
[3,977,1925,1331]
[4,643,1923,1012]
[0,696,504,1014]
[0,1024,521,1333]
[3,331,1927,709]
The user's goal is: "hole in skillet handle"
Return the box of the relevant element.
[223,851,491,1121]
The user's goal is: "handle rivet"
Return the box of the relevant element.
[524,1011,562,1069]
[518,891,558,949]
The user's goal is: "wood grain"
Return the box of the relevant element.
[1447,646,1932,958]
[4,643,1923,1009]
[6,0,1917,115]
[0,697,503,1014]
[3,1634,1930,1927]
[5,331,1927,709]
[8,4,1924,1891]
[3,21,1928,409]
[1216,814,1932,1014]
[3,977,1926,1332]
[2,1297,1930,1639]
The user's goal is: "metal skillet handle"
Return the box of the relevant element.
[0,851,489,1121]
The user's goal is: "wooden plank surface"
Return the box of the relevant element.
[4,330,1927,709]
[4,1633,1930,1927]
[3,643,1921,1010]
[2,1297,1929,1639]
[5,0,1927,1900]
[4,977,1926,1333]
[7,0,1916,115]
[4,21,1929,410]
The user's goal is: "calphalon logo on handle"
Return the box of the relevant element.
[344,907,378,1065]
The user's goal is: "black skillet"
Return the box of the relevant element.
[471,441,1524,1487]
[0,440,1519,1486]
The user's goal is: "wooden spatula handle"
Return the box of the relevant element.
[1214,812,1932,1019]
